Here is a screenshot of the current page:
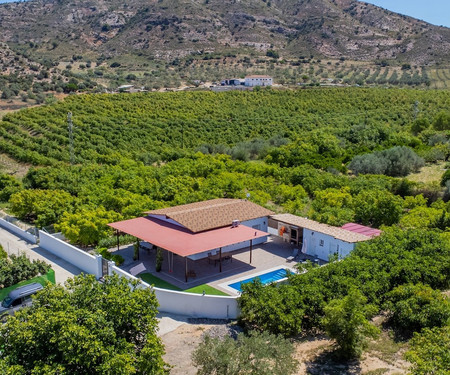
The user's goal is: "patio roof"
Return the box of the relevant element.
[108,216,269,257]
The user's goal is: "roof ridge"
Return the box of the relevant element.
[166,199,239,216]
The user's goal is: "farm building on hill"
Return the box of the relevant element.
[244,75,273,87]
[269,214,380,261]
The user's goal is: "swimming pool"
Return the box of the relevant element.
[228,268,292,292]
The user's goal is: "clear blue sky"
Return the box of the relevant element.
[0,0,448,28]
[361,0,450,28]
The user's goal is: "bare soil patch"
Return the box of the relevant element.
[161,319,410,375]
[408,162,446,184]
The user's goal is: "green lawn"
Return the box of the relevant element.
[0,269,55,301]
[138,273,229,296]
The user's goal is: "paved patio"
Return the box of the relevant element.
[112,236,324,295]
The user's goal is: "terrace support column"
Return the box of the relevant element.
[185,257,188,282]
[219,247,222,273]
[116,230,120,252]
[249,239,253,264]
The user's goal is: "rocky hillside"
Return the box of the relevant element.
[0,0,449,66]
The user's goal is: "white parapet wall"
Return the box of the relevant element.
[109,264,239,319]
[0,218,38,244]
[39,230,102,278]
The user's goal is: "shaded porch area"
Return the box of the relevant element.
[111,236,326,293]
[108,216,269,285]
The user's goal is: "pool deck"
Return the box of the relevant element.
[112,236,325,295]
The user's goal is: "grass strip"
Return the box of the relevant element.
[0,269,55,301]
[138,273,229,296]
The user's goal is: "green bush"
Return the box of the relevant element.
[97,248,125,266]
[322,288,379,359]
[0,254,50,289]
[0,245,7,259]
[385,283,450,334]
[349,146,424,177]
[406,326,450,375]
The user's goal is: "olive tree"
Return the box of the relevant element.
[192,330,298,375]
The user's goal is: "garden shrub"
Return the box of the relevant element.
[349,146,424,177]
[96,248,125,266]
[0,254,50,289]
[385,283,450,334]
[322,288,380,359]
[406,326,450,375]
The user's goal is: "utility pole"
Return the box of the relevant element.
[67,112,75,164]
[413,101,420,120]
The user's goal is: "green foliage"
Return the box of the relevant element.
[192,330,298,375]
[406,326,450,375]
[9,189,75,227]
[0,253,50,289]
[353,189,404,226]
[349,146,424,177]
[442,169,450,187]
[0,274,167,374]
[97,248,125,266]
[55,208,122,246]
[0,244,7,259]
[238,280,304,336]
[385,283,450,334]
[0,173,22,202]
[0,89,448,166]
[322,288,380,359]
[238,229,450,337]
[432,111,450,131]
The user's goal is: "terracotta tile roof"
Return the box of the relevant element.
[271,213,372,243]
[108,216,269,257]
[146,199,274,233]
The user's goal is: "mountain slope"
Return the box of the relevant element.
[0,0,449,66]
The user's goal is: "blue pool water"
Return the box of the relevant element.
[228,268,290,292]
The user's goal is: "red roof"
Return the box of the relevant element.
[108,217,269,257]
[341,223,381,238]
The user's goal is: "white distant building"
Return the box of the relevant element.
[245,75,273,87]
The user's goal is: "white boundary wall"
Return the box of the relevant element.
[109,264,239,319]
[39,231,102,278]
[0,218,37,243]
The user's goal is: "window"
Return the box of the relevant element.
[11,298,22,307]
[319,239,324,247]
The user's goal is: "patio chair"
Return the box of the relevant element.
[286,248,299,262]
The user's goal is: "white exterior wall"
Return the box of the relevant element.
[303,228,355,261]
[109,264,239,319]
[0,218,37,243]
[245,77,273,87]
[187,217,269,260]
[39,231,103,278]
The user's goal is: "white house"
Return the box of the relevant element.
[244,75,273,87]
[269,214,379,261]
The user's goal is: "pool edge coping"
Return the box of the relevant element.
[218,265,298,296]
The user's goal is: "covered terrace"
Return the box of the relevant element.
[108,216,269,282]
